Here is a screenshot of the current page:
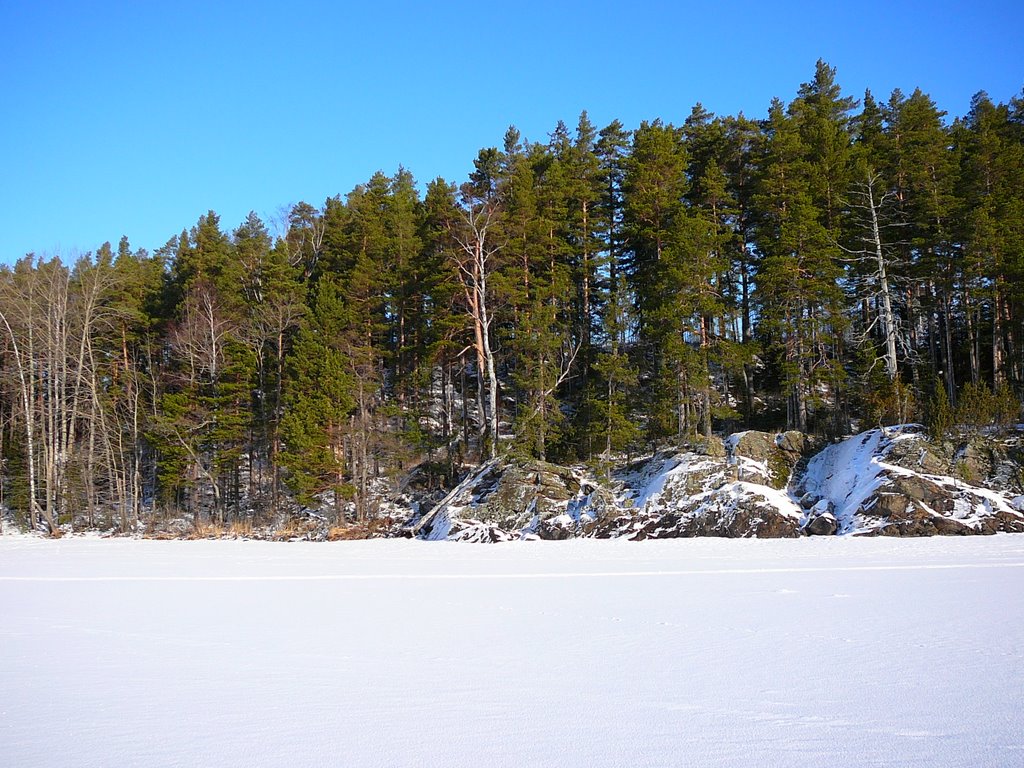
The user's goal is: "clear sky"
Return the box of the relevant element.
[1,0,1021,263]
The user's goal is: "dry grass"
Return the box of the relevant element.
[271,518,322,540]
[180,519,257,540]
[140,515,397,541]
[326,524,372,541]
[327,518,396,541]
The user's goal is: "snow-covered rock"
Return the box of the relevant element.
[797,427,1024,536]
[411,436,811,541]
[407,457,615,541]
[405,427,1024,541]
[598,443,803,539]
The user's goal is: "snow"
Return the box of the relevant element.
[729,479,802,518]
[801,429,891,531]
[801,428,1022,533]
[723,431,774,483]
[722,431,747,452]
[2,536,1023,767]
[621,451,731,511]
[617,451,686,510]
[613,447,802,536]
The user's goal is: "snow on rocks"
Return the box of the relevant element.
[598,440,804,539]
[405,427,1024,541]
[797,427,1024,536]
[595,431,829,539]
[411,432,813,541]
[406,457,614,541]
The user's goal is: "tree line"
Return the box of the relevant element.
[3,61,1023,533]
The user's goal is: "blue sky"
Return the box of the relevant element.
[1,0,1021,262]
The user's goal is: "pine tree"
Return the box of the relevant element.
[150,211,260,523]
[101,238,165,528]
[234,211,274,503]
[753,99,845,432]
[325,171,413,518]
[279,278,355,518]
[790,60,858,234]
[385,167,425,414]
[285,201,325,281]
[591,274,640,463]
[563,113,604,355]
[684,106,747,435]
[419,178,468,471]
[555,113,607,454]
[623,119,689,438]
[885,88,958,397]
[510,137,578,460]
[243,230,305,513]
[718,113,764,419]
[956,93,1024,389]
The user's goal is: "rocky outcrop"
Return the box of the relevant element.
[595,440,804,539]
[881,432,1024,496]
[604,484,803,539]
[725,430,822,489]
[405,427,1024,542]
[407,436,811,541]
[407,458,617,541]
[854,471,1024,536]
[797,427,1024,537]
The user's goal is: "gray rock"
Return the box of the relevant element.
[776,430,807,455]
[605,481,802,540]
[805,512,837,536]
[536,518,573,540]
[693,436,727,458]
[854,466,1024,536]
[469,458,582,529]
[408,427,1024,542]
[731,431,776,463]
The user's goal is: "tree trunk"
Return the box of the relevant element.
[867,178,898,381]
[993,284,1006,386]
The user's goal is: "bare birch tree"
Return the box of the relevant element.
[844,171,910,381]
[450,189,502,460]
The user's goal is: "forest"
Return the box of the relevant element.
[2,61,1023,535]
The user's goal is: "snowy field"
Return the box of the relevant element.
[2,536,1023,767]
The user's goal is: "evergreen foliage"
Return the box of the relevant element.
[2,63,1023,531]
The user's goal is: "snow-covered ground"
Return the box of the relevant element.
[2,536,1023,767]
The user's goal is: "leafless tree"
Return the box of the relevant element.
[450,190,503,460]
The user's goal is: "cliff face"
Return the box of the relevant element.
[797,428,1024,536]
[405,427,1024,541]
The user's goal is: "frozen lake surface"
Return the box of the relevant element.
[2,536,1023,767]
